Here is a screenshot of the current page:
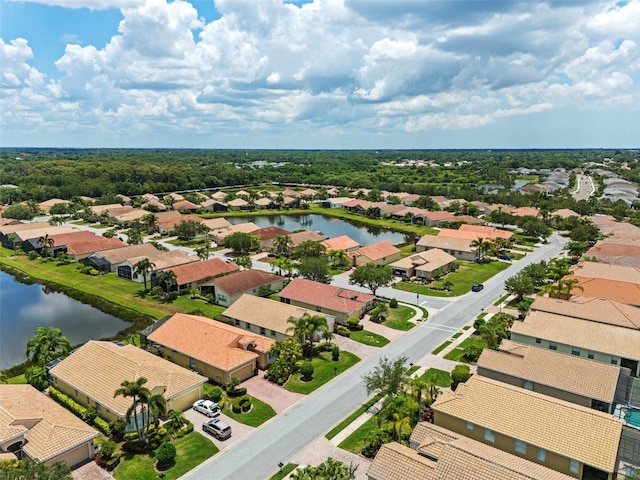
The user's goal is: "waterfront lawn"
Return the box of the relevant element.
[113,432,217,480]
[285,351,360,394]
[222,395,277,427]
[7,374,26,384]
[420,368,451,388]
[393,261,510,297]
[171,296,225,318]
[444,337,488,362]
[349,330,389,347]
[383,305,416,330]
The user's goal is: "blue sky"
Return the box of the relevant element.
[1,0,638,149]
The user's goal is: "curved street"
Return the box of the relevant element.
[181,233,567,480]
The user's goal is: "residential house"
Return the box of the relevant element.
[143,199,167,211]
[509,310,640,376]
[172,200,199,213]
[584,241,640,268]
[458,224,514,241]
[320,235,360,253]
[11,226,79,250]
[164,193,185,203]
[201,217,232,233]
[388,248,456,279]
[210,191,227,202]
[566,263,640,307]
[49,341,207,430]
[431,375,623,480]
[252,226,291,251]
[349,240,401,267]
[552,209,580,220]
[429,195,450,208]
[288,230,327,248]
[114,250,198,283]
[279,278,375,325]
[166,257,240,293]
[503,206,540,218]
[281,196,301,209]
[415,210,454,227]
[227,198,249,211]
[210,269,284,307]
[160,214,205,236]
[415,235,477,262]
[368,423,574,480]
[529,296,640,330]
[0,222,50,249]
[209,222,259,244]
[115,194,131,206]
[37,198,70,213]
[477,340,625,413]
[83,243,159,272]
[253,197,273,209]
[322,197,353,209]
[144,313,275,384]
[222,295,334,341]
[141,193,159,202]
[22,230,126,260]
[0,385,98,468]
[200,199,227,213]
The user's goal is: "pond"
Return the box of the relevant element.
[227,214,410,246]
[0,270,131,370]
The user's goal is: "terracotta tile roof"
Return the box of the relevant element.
[388,248,456,273]
[164,193,184,202]
[212,269,283,296]
[147,314,275,370]
[66,236,127,255]
[418,210,454,221]
[158,214,203,230]
[227,198,248,207]
[569,262,640,283]
[368,442,438,480]
[114,209,148,223]
[216,222,259,238]
[144,199,166,211]
[431,376,622,473]
[211,191,227,201]
[0,385,98,463]
[172,200,199,210]
[141,193,159,201]
[409,423,574,480]
[252,226,291,241]
[48,230,96,245]
[129,250,198,270]
[95,243,159,265]
[416,235,474,252]
[38,198,70,211]
[0,222,50,235]
[585,241,640,268]
[530,295,640,329]
[222,295,318,334]
[254,197,272,206]
[350,240,400,262]
[510,310,640,360]
[50,341,206,417]
[568,276,640,307]
[320,235,360,251]
[90,203,128,214]
[477,340,621,403]
[551,209,580,219]
[288,230,326,246]
[503,206,540,217]
[378,203,408,215]
[429,195,449,205]
[279,278,375,314]
[169,258,240,285]
[458,224,514,240]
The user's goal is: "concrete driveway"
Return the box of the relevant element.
[183,407,254,451]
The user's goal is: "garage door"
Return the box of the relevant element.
[170,387,202,412]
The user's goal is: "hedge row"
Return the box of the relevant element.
[231,396,251,413]
[48,387,111,436]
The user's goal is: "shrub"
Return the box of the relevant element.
[99,441,117,460]
[105,456,121,471]
[336,326,351,337]
[227,387,247,398]
[82,407,98,424]
[94,417,111,436]
[451,364,472,390]
[347,318,363,331]
[389,298,398,308]
[109,420,126,441]
[300,361,314,381]
[240,398,252,412]
[232,399,242,414]
[173,422,193,439]
[462,345,483,363]
[206,385,223,403]
[123,432,139,442]
[331,345,340,361]
[123,440,150,453]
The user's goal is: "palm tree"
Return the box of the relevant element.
[145,392,167,435]
[328,249,349,269]
[157,270,177,293]
[142,213,158,233]
[469,237,487,262]
[26,326,72,366]
[114,377,151,441]
[286,315,311,351]
[38,233,55,258]
[165,409,188,436]
[48,216,64,226]
[559,278,584,298]
[478,320,507,350]
[272,235,294,257]
[194,244,211,260]
[133,258,156,291]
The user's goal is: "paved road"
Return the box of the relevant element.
[181,233,567,480]
[572,173,595,201]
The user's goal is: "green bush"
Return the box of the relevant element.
[47,387,110,434]
[389,298,398,308]
[336,326,351,337]
[82,407,98,424]
[156,442,177,468]
[332,345,340,361]
[300,361,314,380]
[451,364,472,391]
[123,440,151,453]
[109,420,126,441]
[232,399,242,414]
[94,417,111,436]
[241,399,251,412]
[99,441,117,460]
[227,387,247,397]
[205,385,222,403]
[347,318,363,331]
[105,456,121,471]
[123,432,139,442]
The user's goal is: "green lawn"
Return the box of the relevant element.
[338,415,379,454]
[493,294,509,306]
[171,296,225,318]
[419,368,451,387]
[431,340,452,355]
[444,337,488,362]
[383,305,416,330]
[325,392,384,440]
[165,238,210,247]
[222,394,277,427]
[113,432,218,480]
[268,464,299,480]
[393,261,510,297]
[513,233,539,247]
[7,374,26,384]
[285,351,360,394]
[349,330,390,347]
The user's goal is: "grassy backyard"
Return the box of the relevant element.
[394,260,510,297]
[113,432,217,480]
[285,351,360,394]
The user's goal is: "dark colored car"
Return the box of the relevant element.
[471,283,484,292]
[497,254,511,261]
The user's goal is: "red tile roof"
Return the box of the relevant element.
[321,235,360,251]
[279,278,375,314]
[170,258,240,285]
[351,240,400,262]
[213,269,283,296]
[252,226,291,241]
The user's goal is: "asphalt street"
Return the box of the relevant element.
[181,233,567,480]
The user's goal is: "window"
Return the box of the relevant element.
[571,347,580,356]
[96,403,101,412]
[535,338,542,344]
[611,357,618,365]
[569,459,579,474]
[245,322,250,329]
[484,428,495,443]
[234,319,240,326]
[548,343,557,351]
[260,327,266,335]
[587,351,594,359]
[271,330,276,337]
[536,448,546,462]
[75,389,78,398]
[190,357,196,369]
[466,421,474,430]
[316,306,322,312]
[515,439,527,454]
[523,380,533,391]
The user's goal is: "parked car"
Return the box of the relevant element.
[193,399,221,417]
[471,283,484,292]
[497,254,511,261]
[203,418,232,440]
